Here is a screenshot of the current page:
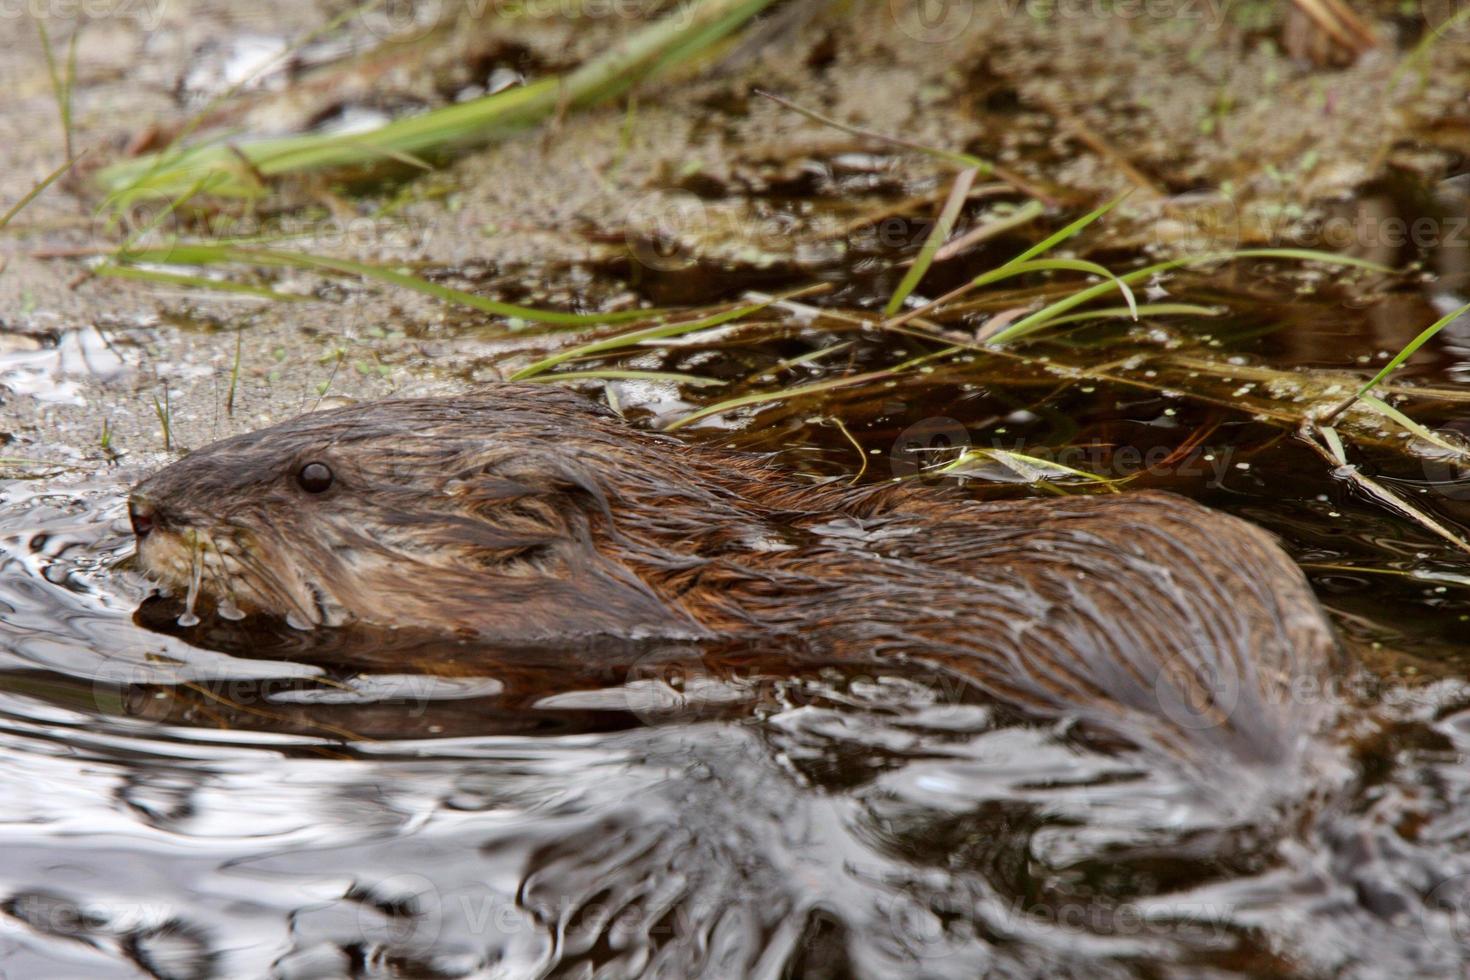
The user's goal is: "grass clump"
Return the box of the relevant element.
[96,0,779,204]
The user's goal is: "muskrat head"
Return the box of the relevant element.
[128,392,701,640]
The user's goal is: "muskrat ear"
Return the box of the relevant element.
[448,450,614,521]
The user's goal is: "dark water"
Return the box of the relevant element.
[7,306,1470,980]
[9,185,1470,977]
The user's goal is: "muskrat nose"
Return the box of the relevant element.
[129,497,156,539]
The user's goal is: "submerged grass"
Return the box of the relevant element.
[510,297,780,380]
[665,345,959,431]
[982,248,1386,345]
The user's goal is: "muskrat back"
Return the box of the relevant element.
[128,384,1340,777]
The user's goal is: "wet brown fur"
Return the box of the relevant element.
[131,384,1340,779]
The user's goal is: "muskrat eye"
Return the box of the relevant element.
[296,461,333,493]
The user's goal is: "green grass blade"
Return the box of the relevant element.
[102,0,415,202]
[511,299,772,380]
[1357,393,1469,455]
[985,249,1391,345]
[117,244,654,325]
[883,193,1129,329]
[522,369,724,387]
[98,0,779,199]
[1228,248,1393,273]
[0,155,82,231]
[939,448,1116,484]
[1003,258,1138,319]
[985,262,1183,344]
[1036,302,1219,328]
[114,172,226,256]
[1391,4,1470,95]
[95,263,311,301]
[974,192,1131,287]
[1350,300,1470,401]
[755,90,993,173]
[35,20,77,162]
[885,168,977,316]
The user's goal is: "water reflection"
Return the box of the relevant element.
[1,452,1469,978]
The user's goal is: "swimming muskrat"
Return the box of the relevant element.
[128,384,1341,779]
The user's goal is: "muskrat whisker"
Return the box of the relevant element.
[200,537,246,621]
[178,532,204,628]
[228,546,319,629]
